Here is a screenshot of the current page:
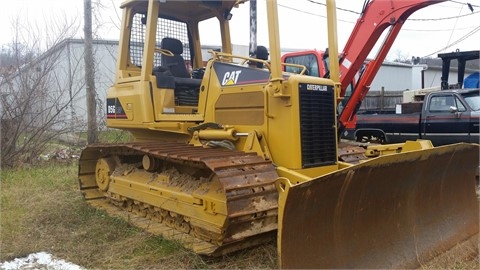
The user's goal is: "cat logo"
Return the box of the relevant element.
[221,70,242,86]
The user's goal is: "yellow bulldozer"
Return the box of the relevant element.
[78,0,479,268]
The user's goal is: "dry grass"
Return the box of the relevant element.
[0,162,277,269]
[1,162,477,269]
[419,235,479,269]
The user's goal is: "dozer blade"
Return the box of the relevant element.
[277,143,479,269]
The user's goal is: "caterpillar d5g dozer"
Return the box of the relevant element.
[78,0,479,267]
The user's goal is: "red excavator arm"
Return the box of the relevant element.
[282,0,446,131]
[338,0,446,130]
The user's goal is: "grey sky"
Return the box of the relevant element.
[2,0,479,60]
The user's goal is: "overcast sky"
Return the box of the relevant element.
[1,0,479,60]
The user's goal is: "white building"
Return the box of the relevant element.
[370,60,476,91]
[0,38,117,132]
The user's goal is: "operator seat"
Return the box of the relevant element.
[161,37,190,78]
[158,37,201,106]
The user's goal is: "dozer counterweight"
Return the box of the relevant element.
[78,0,479,267]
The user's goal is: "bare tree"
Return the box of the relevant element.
[391,49,412,64]
[0,15,82,168]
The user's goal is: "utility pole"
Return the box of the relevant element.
[84,0,98,144]
[249,0,257,58]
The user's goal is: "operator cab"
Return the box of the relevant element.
[115,0,247,115]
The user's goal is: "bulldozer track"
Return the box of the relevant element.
[78,142,278,256]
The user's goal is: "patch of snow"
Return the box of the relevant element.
[1,252,83,270]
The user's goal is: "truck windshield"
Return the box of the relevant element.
[284,54,320,77]
[463,93,480,111]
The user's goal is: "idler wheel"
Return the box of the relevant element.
[95,157,118,191]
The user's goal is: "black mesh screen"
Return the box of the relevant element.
[129,14,190,68]
[157,18,190,61]
[130,13,146,67]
